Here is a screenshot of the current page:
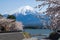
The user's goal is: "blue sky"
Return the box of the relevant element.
[0,0,47,15]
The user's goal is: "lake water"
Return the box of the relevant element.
[24,29,53,39]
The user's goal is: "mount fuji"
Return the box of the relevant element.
[12,6,50,28]
[3,6,50,28]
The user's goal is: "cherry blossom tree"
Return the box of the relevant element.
[36,0,60,31]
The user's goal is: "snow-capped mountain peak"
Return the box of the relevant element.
[22,6,34,11]
[15,6,35,15]
[3,6,36,15]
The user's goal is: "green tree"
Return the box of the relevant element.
[0,14,3,17]
[7,15,16,20]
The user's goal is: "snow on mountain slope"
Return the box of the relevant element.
[3,5,50,27]
[14,6,36,15]
[12,6,50,27]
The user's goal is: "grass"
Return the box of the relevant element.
[23,32,31,38]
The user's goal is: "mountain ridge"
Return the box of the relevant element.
[3,6,50,28]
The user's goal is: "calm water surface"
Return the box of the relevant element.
[24,29,53,39]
